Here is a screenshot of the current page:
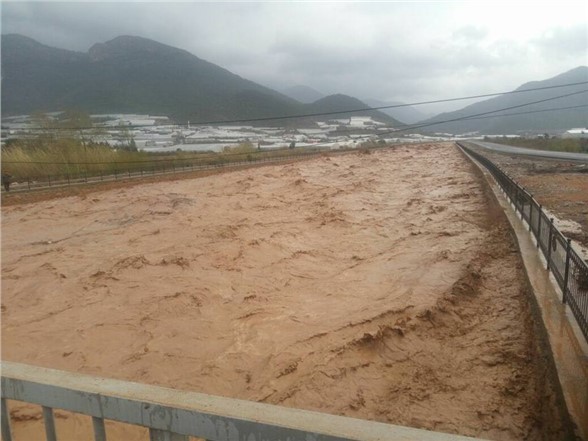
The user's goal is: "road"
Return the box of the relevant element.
[469,140,588,163]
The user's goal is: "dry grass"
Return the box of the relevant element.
[1,138,329,182]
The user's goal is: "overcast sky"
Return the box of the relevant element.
[2,1,587,113]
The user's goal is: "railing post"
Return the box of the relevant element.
[537,205,542,248]
[547,217,554,271]
[42,406,58,441]
[529,198,533,232]
[1,398,13,441]
[92,416,107,441]
[563,238,572,304]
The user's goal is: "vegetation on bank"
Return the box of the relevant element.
[0,110,370,182]
[1,136,329,182]
[483,136,588,153]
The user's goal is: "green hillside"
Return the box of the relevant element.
[1,34,399,127]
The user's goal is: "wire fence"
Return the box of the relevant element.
[0,147,333,194]
[458,142,588,343]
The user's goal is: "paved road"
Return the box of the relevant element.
[469,140,588,163]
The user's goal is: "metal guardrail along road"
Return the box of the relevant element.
[457,142,588,343]
[469,141,588,163]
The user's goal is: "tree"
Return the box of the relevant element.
[30,111,56,143]
[119,136,138,152]
[116,121,137,150]
[59,109,93,146]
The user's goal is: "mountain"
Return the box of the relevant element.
[420,67,588,134]
[4,34,365,126]
[305,94,399,124]
[281,85,325,103]
[363,98,431,125]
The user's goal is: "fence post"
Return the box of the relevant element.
[92,416,107,441]
[1,398,13,441]
[563,238,572,304]
[547,217,554,271]
[537,205,542,248]
[529,198,533,232]
[42,406,57,441]
[48,175,52,187]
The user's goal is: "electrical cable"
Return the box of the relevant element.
[301,89,588,149]
[8,80,588,131]
[434,104,588,122]
[376,89,587,136]
[4,97,587,165]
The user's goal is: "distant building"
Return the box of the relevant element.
[563,128,588,139]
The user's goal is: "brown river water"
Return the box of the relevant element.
[1,143,566,440]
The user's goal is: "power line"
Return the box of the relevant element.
[436,104,588,122]
[4,98,587,165]
[8,80,588,131]
[378,89,588,136]
[304,90,588,148]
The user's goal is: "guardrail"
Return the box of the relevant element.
[457,142,588,343]
[0,362,484,441]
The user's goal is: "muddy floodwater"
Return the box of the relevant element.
[1,143,566,440]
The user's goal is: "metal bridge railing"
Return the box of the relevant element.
[457,142,588,343]
[1,362,484,441]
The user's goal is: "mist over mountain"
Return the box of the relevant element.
[1,34,301,124]
[1,34,398,126]
[305,94,396,123]
[421,66,588,134]
[362,98,432,125]
[281,85,325,104]
[4,33,582,133]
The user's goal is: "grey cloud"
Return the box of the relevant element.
[2,2,586,113]
[530,24,588,58]
[452,26,488,42]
